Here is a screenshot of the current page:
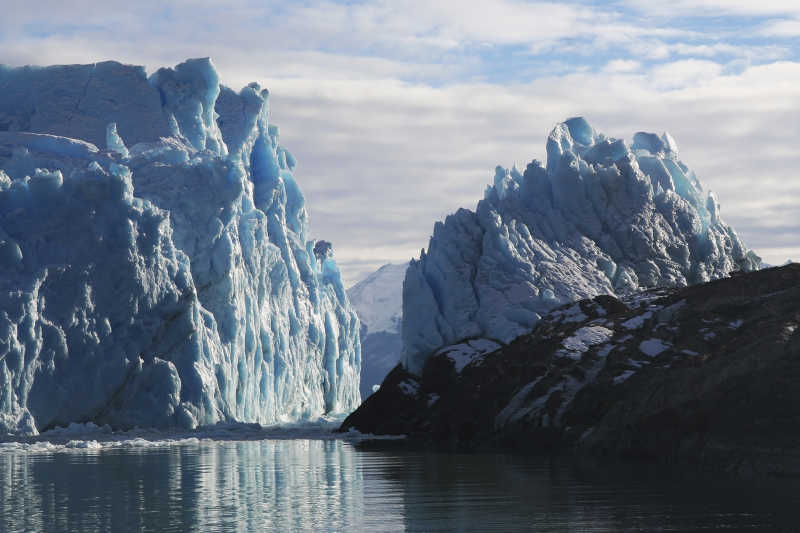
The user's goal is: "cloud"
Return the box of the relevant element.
[648,59,724,88]
[625,0,800,17]
[1,0,799,283]
[604,59,642,72]
[259,61,800,282]
[759,18,800,37]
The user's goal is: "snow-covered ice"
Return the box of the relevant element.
[403,117,759,373]
[0,58,360,435]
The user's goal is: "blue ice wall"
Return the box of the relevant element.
[0,59,360,435]
[403,118,760,374]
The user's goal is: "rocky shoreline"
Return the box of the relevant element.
[341,264,800,477]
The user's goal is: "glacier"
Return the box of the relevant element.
[347,263,407,398]
[0,58,360,435]
[403,117,760,374]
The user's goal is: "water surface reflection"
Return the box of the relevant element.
[1,440,796,532]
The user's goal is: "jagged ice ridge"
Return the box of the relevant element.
[403,117,759,373]
[0,58,360,435]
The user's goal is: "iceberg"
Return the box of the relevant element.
[0,58,360,435]
[403,117,759,373]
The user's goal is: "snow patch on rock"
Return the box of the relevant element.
[639,338,671,357]
[436,338,502,372]
[558,326,614,359]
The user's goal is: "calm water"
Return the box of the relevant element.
[0,438,797,532]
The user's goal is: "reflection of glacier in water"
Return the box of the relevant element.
[0,440,379,532]
[2,439,799,532]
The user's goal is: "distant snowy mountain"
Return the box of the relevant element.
[0,58,360,435]
[347,263,407,398]
[403,117,760,373]
[348,263,406,336]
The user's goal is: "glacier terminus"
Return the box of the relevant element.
[0,59,361,435]
[402,117,760,374]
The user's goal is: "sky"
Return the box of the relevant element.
[2,0,799,285]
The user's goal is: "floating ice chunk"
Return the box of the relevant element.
[65,440,103,449]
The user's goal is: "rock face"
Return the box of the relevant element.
[347,263,407,399]
[403,118,760,374]
[0,58,361,435]
[342,264,800,476]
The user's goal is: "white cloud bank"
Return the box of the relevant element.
[1,0,798,283]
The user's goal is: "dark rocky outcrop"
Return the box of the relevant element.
[341,264,800,476]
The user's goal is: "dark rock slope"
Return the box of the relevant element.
[341,264,800,476]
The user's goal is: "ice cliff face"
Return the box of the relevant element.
[347,263,407,398]
[0,58,360,435]
[403,117,759,374]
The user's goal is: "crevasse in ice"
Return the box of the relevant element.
[0,58,360,435]
[403,117,760,373]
